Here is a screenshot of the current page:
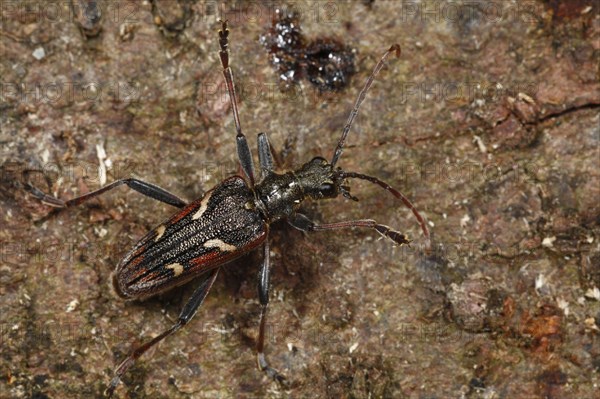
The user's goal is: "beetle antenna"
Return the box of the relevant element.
[339,171,430,248]
[218,20,242,138]
[218,19,256,186]
[330,44,401,168]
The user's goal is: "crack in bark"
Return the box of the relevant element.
[538,102,600,123]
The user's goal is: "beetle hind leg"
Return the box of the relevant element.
[105,269,219,397]
[256,239,287,385]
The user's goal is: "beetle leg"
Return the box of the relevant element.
[338,171,430,247]
[257,132,274,179]
[288,213,410,246]
[236,134,256,188]
[24,173,187,209]
[105,269,219,398]
[256,238,286,384]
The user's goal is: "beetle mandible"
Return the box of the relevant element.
[26,20,430,397]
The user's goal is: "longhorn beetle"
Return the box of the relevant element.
[26,20,430,397]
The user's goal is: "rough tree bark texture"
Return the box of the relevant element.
[1,1,598,398]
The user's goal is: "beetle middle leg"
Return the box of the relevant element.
[105,269,219,397]
[288,213,410,246]
[256,238,287,383]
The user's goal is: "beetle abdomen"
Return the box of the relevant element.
[114,176,267,299]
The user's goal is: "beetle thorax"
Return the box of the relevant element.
[255,157,340,221]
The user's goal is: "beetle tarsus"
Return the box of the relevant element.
[258,353,288,385]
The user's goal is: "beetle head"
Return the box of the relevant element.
[297,157,355,201]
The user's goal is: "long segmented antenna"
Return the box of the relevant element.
[218,20,256,186]
[339,171,430,248]
[218,20,242,137]
[330,44,401,167]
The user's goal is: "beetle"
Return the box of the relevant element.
[26,20,430,397]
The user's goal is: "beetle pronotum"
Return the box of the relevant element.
[26,20,430,397]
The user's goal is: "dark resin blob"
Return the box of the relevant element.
[261,11,356,92]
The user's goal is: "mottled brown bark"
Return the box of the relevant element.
[1,1,598,398]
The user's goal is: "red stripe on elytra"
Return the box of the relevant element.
[189,250,221,267]
[125,255,147,280]
[170,204,197,224]
[131,244,147,259]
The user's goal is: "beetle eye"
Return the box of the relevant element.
[310,157,325,164]
[319,183,336,196]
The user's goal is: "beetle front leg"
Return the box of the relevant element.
[105,269,219,398]
[257,132,275,179]
[256,238,287,384]
[288,213,410,246]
